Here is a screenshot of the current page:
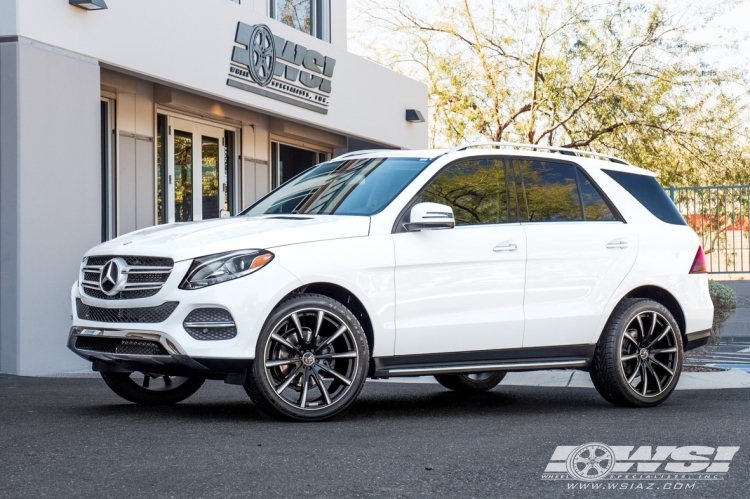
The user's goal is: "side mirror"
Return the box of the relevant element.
[403,202,455,232]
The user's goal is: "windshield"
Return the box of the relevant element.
[241,157,434,216]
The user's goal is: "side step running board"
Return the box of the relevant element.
[376,359,588,377]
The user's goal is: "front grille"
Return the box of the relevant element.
[75,337,168,356]
[81,255,174,300]
[76,299,178,323]
[183,308,237,341]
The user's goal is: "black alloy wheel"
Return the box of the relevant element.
[245,294,369,421]
[590,299,683,407]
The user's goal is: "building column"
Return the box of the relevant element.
[1,39,101,375]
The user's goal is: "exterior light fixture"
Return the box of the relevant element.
[405,109,425,123]
[69,0,108,10]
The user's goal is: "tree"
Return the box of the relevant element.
[350,0,750,186]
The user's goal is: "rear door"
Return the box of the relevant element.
[515,159,637,348]
[393,158,527,355]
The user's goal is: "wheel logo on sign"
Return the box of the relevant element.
[247,24,276,87]
[565,443,616,481]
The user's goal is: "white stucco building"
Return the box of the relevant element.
[0,0,428,375]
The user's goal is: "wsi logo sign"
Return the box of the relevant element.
[542,443,739,482]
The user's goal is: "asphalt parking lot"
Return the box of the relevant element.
[1,374,749,499]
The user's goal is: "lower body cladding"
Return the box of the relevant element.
[67,327,251,384]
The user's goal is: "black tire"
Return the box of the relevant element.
[434,372,507,393]
[245,293,369,422]
[100,372,205,406]
[590,298,683,407]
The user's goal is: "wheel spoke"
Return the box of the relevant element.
[649,356,675,376]
[623,331,639,348]
[651,347,678,355]
[298,369,310,408]
[645,312,657,344]
[142,375,150,388]
[317,364,353,386]
[641,361,649,395]
[647,324,672,349]
[271,333,301,354]
[163,375,172,386]
[627,360,641,385]
[316,351,358,360]
[646,361,663,393]
[275,364,304,394]
[636,315,645,343]
[265,358,301,368]
[621,353,639,362]
[315,324,347,353]
[312,369,331,405]
[313,310,325,342]
[290,313,305,346]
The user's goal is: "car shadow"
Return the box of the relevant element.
[63,383,637,425]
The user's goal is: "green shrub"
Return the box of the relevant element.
[708,280,737,345]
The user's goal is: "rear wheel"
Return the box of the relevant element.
[100,372,204,405]
[245,293,369,422]
[434,372,506,393]
[590,299,683,407]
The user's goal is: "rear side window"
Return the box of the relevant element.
[516,160,615,222]
[602,170,686,226]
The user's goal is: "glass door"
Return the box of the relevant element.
[167,117,226,223]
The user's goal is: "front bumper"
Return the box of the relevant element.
[70,260,303,361]
[67,326,252,381]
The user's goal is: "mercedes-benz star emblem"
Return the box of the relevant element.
[248,24,276,87]
[99,257,128,296]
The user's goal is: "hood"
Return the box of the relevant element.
[87,215,371,262]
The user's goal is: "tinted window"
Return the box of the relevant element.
[602,170,686,225]
[516,160,582,222]
[242,157,433,216]
[576,170,615,221]
[419,159,514,226]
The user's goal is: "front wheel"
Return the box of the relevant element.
[590,299,683,407]
[100,372,205,405]
[434,372,506,393]
[245,293,369,422]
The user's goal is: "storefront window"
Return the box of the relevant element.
[270,0,329,41]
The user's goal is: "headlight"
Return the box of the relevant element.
[179,250,274,290]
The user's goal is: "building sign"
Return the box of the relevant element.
[227,22,336,115]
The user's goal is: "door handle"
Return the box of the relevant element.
[493,244,518,252]
[606,241,629,249]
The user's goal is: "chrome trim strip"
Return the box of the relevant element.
[383,359,587,376]
[184,322,237,328]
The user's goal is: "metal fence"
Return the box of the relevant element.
[668,185,750,274]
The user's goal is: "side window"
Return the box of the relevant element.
[516,160,583,222]
[419,158,514,226]
[577,170,615,221]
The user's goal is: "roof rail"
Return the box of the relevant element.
[332,149,397,161]
[447,142,629,165]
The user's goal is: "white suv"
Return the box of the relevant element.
[68,143,713,421]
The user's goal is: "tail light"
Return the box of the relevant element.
[689,246,707,274]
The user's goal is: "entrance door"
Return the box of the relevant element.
[167,117,226,223]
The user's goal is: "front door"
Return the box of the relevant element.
[167,117,226,223]
[394,158,527,356]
